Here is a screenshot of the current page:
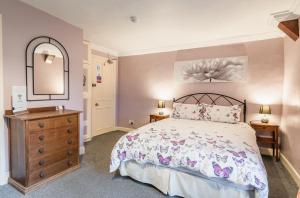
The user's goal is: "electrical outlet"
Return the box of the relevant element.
[129,120,134,125]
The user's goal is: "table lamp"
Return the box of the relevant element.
[259,105,271,123]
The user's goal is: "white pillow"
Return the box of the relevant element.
[201,104,241,124]
[171,103,200,120]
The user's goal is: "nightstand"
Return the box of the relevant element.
[150,114,170,122]
[250,120,280,161]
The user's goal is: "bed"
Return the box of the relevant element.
[110,93,268,198]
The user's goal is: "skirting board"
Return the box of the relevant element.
[0,170,8,185]
[259,147,300,187]
[114,127,134,132]
[80,145,85,155]
[281,153,300,187]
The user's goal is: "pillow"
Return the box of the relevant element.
[172,103,200,120]
[201,104,241,123]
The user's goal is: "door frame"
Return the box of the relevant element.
[0,14,8,185]
[91,53,117,137]
[83,40,92,142]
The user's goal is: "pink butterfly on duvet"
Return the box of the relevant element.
[212,162,233,179]
[186,157,197,167]
[170,139,185,146]
[227,150,247,158]
[126,134,139,141]
[232,157,244,166]
[157,153,172,165]
[255,176,266,189]
[117,150,126,161]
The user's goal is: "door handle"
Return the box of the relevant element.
[95,103,99,106]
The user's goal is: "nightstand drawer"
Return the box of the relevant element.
[150,114,170,122]
[252,125,275,133]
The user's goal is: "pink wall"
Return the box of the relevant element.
[118,38,284,128]
[0,0,84,173]
[281,35,300,175]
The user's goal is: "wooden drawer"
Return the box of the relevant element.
[29,147,79,171]
[29,136,79,160]
[28,155,78,186]
[253,125,276,133]
[29,126,78,147]
[54,115,78,128]
[28,119,54,131]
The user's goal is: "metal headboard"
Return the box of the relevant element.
[173,93,247,122]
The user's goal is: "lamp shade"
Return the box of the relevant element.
[259,105,271,114]
[158,100,165,108]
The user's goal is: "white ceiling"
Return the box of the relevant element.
[21,0,296,56]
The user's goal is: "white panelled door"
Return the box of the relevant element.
[91,54,116,137]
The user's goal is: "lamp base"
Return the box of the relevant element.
[158,111,164,115]
[261,118,269,123]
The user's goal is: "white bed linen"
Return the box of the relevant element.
[120,161,256,198]
[110,118,268,198]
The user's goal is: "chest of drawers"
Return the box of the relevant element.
[5,108,81,193]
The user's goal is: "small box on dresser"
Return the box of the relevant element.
[4,107,81,194]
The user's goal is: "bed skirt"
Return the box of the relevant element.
[119,161,257,198]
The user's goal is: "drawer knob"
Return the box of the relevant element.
[67,118,72,123]
[39,160,45,166]
[67,128,72,134]
[39,171,45,178]
[39,135,45,141]
[67,150,73,156]
[67,139,73,145]
[67,161,73,166]
[38,122,45,128]
[38,148,44,154]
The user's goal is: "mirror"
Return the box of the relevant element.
[34,43,64,94]
[26,36,69,101]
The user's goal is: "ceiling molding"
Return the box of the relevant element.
[119,31,283,57]
[269,0,300,27]
[90,43,119,57]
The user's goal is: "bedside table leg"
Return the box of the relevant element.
[275,128,279,161]
[272,132,275,157]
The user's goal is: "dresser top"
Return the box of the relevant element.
[4,109,81,121]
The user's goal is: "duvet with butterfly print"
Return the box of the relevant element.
[110,118,268,198]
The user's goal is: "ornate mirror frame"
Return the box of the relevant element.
[25,36,69,101]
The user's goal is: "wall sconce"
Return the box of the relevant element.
[158,100,165,115]
[259,105,271,123]
[44,54,55,64]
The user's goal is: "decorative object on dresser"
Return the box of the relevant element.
[157,100,165,115]
[250,120,280,161]
[149,114,169,123]
[4,106,81,193]
[259,105,271,123]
